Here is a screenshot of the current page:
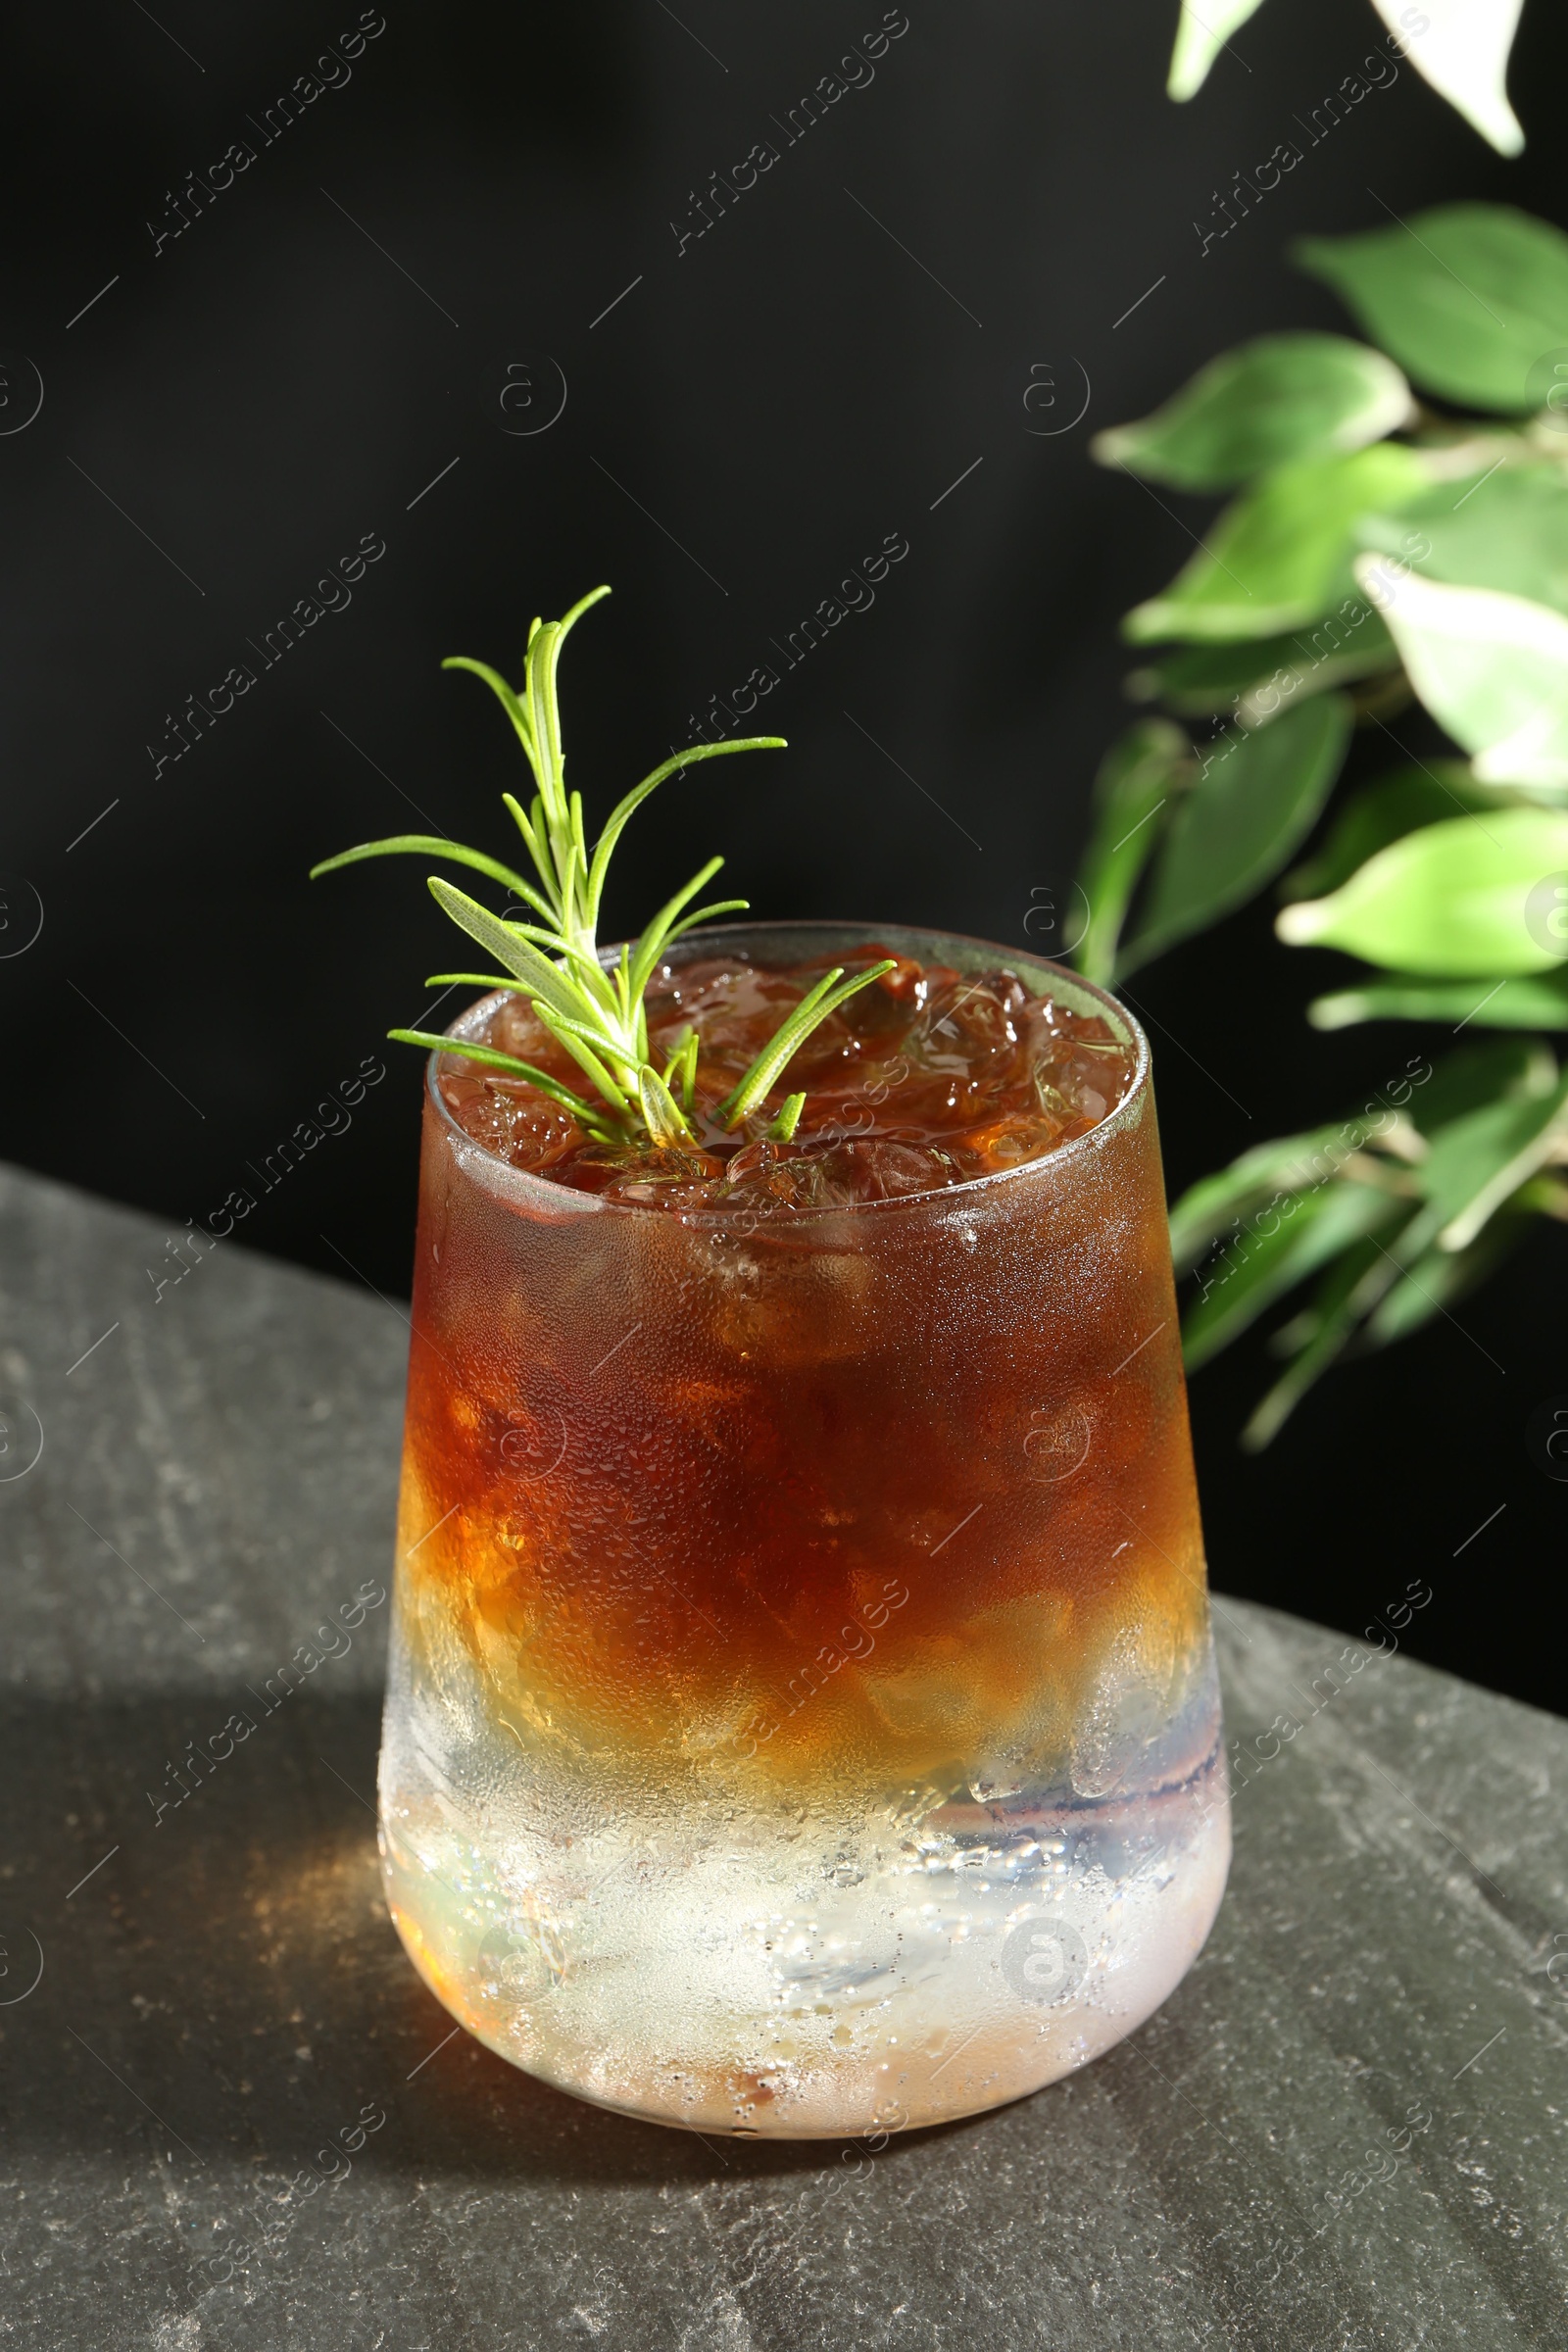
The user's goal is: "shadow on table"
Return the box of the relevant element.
[1,1684,987,2192]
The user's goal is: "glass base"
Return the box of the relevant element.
[377,1632,1231,2138]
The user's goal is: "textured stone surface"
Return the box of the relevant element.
[1,1161,1564,2350]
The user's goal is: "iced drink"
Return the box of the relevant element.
[378,922,1229,2135]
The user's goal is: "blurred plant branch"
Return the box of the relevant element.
[1078,203,1568,1440]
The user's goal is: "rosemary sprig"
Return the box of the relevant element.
[312,585,894,1148]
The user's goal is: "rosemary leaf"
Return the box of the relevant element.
[555,939,626,1022]
[718,960,898,1128]
[585,738,786,925]
[499,792,554,902]
[425,878,588,1021]
[638,1064,693,1146]
[628,857,727,1002]
[663,898,751,946]
[533,1004,636,1114]
[310,834,553,922]
[536,1004,636,1060]
[386,1029,600,1119]
[423,972,518,991]
[663,1027,700,1112]
[438,659,534,755]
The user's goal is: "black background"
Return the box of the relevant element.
[4,0,1564,1709]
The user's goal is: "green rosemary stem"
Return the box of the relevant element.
[313,583,899,1150]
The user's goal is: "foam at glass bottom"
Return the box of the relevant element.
[377,1642,1231,2137]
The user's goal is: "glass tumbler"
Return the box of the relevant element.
[378,922,1230,2136]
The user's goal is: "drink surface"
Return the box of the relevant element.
[437,946,1140,1208]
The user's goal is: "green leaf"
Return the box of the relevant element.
[1355,557,1568,794]
[1170,1042,1565,1425]
[1240,1238,1392,1451]
[1295,205,1568,413]
[1282,761,1494,903]
[532,1004,635,1114]
[1130,641,1290,714]
[1358,461,1568,619]
[1166,0,1266,100]
[663,1025,700,1112]
[1363,1215,1527,1349]
[440,658,536,759]
[310,833,555,922]
[768,1092,807,1143]
[1232,619,1401,731]
[1409,1036,1558,1136]
[627,856,726,1003]
[1093,334,1412,492]
[1124,447,1426,644]
[1330,1042,1564,1290]
[1132,614,1397,721]
[718,961,897,1128]
[1310,969,1568,1031]
[1365,0,1524,158]
[664,898,751,946]
[1243,1140,1546,1443]
[422,971,518,991]
[1168,1118,1392,1270]
[1181,1178,1407,1371]
[1175,7,1526,157]
[385,1029,603,1122]
[1072,720,1191,985]
[1414,1064,1568,1249]
[534,593,611,871]
[425,878,589,1019]
[1277,806,1568,975]
[500,791,547,881]
[1119,695,1352,974]
[636,1063,692,1147]
[584,737,786,924]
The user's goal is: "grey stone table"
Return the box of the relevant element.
[1,1162,1565,2352]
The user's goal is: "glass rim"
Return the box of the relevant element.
[424,917,1152,1223]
